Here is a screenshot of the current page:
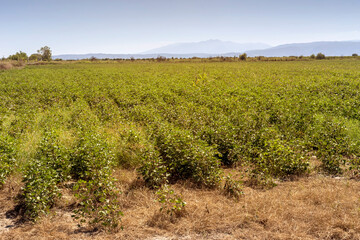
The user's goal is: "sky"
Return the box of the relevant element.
[1,0,360,56]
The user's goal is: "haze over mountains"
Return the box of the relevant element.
[142,39,270,54]
[53,40,360,60]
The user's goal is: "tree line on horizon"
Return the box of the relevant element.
[5,46,52,62]
[2,46,359,62]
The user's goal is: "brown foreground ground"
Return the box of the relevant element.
[1,170,360,240]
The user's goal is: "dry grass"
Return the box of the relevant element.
[0,63,13,70]
[1,170,360,240]
[0,61,26,70]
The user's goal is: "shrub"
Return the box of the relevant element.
[73,178,122,229]
[22,130,122,228]
[352,53,358,57]
[138,148,169,188]
[156,184,186,217]
[139,124,222,188]
[70,131,115,180]
[153,125,222,188]
[22,159,62,220]
[223,176,243,200]
[0,134,16,186]
[200,122,240,166]
[156,56,166,62]
[233,126,309,179]
[71,131,122,229]
[255,138,308,177]
[306,116,350,174]
[239,53,247,61]
[115,128,150,168]
[22,131,70,220]
[316,53,326,60]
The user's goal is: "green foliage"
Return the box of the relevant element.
[223,176,243,200]
[29,53,42,61]
[70,131,115,180]
[71,131,122,229]
[73,178,122,229]
[239,53,247,61]
[8,51,28,61]
[156,184,186,217]
[37,46,52,61]
[1,59,360,218]
[0,134,16,186]
[253,137,309,177]
[316,53,326,60]
[152,124,222,188]
[22,131,69,220]
[114,128,150,168]
[193,72,209,87]
[307,116,350,174]
[21,130,122,227]
[138,148,169,188]
[22,159,61,220]
[200,120,240,166]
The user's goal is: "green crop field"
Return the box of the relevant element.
[1,59,360,229]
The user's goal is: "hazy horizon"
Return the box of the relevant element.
[1,0,360,57]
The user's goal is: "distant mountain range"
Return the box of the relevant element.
[53,40,360,60]
[141,39,270,54]
[244,41,360,57]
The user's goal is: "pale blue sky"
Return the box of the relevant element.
[1,0,359,56]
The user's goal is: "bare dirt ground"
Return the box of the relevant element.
[1,170,360,240]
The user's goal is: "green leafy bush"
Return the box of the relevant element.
[71,131,122,229]
[223,176,243,200]
[73,178,122,229]
[0,134,16,186]
[200,120,241,166]
[22,131,69,220]
[22,130,122,228]
[253,138,309,178]
[316,53,326,60]
[70,131,115,180]
[138,148,169,188]
[152,124,222,188]
[22,159,62,220]
[239,53,247,61]
[307,116,350,174]
[156,184,186,217]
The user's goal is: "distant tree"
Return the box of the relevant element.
[29,53,42,61]
[90,56,97,61]
[352,53,358,57]
[316,53,325,60]
[37,46,52,61]
[239,53,247,61]
[156,56,166,62]
[310,54,316,59]
[8,51,28,61]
